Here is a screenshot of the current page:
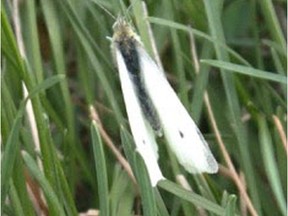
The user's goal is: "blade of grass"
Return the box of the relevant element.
[147,16,251,66]
[56,0,123,124]
[1,74,66,205]
[201,59,287,84]
[171,29,189,107]
[134,153,157,216]
[22,0,44,83]
[22,152,66,216]
[91,121,110,216]
[257,115,286,215]
[8,181,26,216]
[224,195,237,216]
[203,1,260,215]
[120,127,157,216]
[260,0,286,53]
[5,2,59,190]
[191,41,213,123]
[155,189,170,216]
[158,180,225,215]
[110,165,134,216]
[1,102,24,205]
[40,0,93,191]
[131,0,154,56]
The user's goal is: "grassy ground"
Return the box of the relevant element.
[1,0,287,215]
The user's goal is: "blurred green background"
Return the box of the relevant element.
[1,0,287,215]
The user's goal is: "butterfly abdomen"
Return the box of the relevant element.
[115,34,162,136]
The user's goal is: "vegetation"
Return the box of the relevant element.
[1,0,286,215]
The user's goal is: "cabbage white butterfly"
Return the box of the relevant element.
[111,17,218,186]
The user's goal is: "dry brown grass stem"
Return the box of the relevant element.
[272,115,287,155]
[89,105,137,185]
[189,28,258,216]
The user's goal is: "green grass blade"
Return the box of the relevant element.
[8,181,25,216]
[131,0,154,56]
[56,0,123,124]
[158,180,225,215]
[22,152,66,216]
[224,195,237,216]
[120,126,137,173]
[191,42,213,123]
[203,0,261,214]
[155,189,170,216]
[22,0,44,83]
[260,0,286,53]
[1,103,24,204]
[91,121,110,216]
[257,115,287,215]
[27,75,66,99]
[147,16,251,66]
[134,153,157,216]
[109,166,134,216]
[120,127,157,216]
[201,59,287,84]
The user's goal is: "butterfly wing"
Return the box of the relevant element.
[115,49,164,186]
[138,46,218,174]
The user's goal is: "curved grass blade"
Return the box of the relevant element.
[201,60,287,84]
[91,121,110,216]
[158,180,225,215]
[22,152,65,216]
[258,115,287,215]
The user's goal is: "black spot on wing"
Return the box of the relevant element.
[179,130,184,138]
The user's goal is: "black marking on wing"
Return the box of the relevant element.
[179,130,184,138]
[116,39,162,135]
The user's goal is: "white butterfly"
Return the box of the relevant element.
[111,18,218,186]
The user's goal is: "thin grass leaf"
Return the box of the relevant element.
[158,180,225,215]
[8,181,25,216]
[155,189,170,216]
[22,152,66,216]
[1,10,26,75]
[3,5,59,189]
[109,166,134,216]
[1,74,66,205]
[56,0,109,66]
[120,126,157,216]
[1,104,24,205]
[120,126,137,173]
[201,59,287,84]
[134,153,157,216]
[131,0,154,56]
[147,16,251,66]
[224,195,237,216]
[22,0,44,83]
[191,42,213,123]
[262,39,286,57]
[270,48,285,76]
[260,0,286,53]
[257,115,287,215]
[203,1,261,214]
[40,1,82,178]
[171,29,189,107]
[28,75,66,98]
[56,0,123,124]
[91,121,110,216]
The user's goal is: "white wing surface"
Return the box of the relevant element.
[115,49,164,186]
[138,47,218,174]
